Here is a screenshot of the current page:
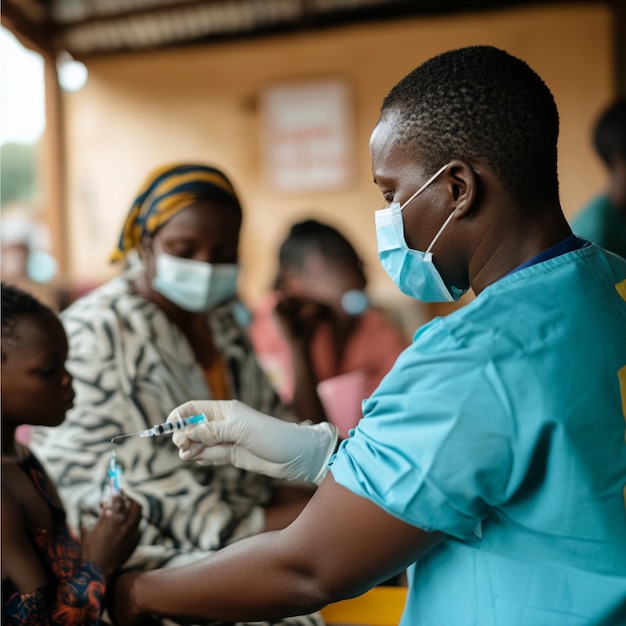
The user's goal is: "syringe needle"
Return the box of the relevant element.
[111,432,139,443]
[110,414,205,443]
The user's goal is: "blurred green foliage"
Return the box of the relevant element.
[1,142,37,208]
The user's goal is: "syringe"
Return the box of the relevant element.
[110,414,206,443]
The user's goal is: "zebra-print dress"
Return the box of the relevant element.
[31,271,324,626]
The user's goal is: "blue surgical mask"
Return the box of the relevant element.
[152,251,239,313]
[375,163,467,302]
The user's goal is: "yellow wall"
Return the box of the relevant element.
[63,3,615,330]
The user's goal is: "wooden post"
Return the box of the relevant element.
[2,8,69,285]
[41,52,68,278]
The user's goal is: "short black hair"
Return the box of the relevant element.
[1,282,54,344]
[278,219,366,285]
[381,45,560,211]
[593,99,626,168]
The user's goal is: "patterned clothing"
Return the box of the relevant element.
[31,270,323,626]
[2,451,106,626]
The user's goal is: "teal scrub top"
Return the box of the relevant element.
[329,244,626,625]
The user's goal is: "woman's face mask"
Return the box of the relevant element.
[375,163,467,303]
[151,251,239,313]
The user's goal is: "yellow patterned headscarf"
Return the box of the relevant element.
[111,163,241,262]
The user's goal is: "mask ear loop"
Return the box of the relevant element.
[425,209,456,255]
[400,163,449,212]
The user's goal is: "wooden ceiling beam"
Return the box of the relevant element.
[1,0,59,56]
[46,0,235,30]
[3,0,614,61]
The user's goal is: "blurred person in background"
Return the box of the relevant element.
[570,99,626,258]
[250,218,408,437]
[0,206,68,312]
[31,163,324,626]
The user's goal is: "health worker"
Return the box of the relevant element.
[112,46,626,626]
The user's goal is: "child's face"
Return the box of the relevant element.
[1,312,74,428]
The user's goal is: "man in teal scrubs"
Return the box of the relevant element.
[114,46,626,626]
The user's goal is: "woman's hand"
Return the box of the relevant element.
[80,494,142,580]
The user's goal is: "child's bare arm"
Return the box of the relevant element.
[1,486,48,594]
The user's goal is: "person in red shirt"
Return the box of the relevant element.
[250,219,408,435]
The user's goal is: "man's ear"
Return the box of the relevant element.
[444,159,478,218]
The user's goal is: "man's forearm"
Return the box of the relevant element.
[126,530,328,622]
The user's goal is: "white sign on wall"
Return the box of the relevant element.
[261,78,354,192]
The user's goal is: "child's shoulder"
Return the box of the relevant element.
[1,449,60,533]
[2,454,29,517]
[1,444,30,477]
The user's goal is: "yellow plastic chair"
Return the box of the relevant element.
[319,586,407,626]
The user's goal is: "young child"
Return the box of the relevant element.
[1,282,142,625]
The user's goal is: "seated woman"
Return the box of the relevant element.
[250,219,408,435]
[31,163,322,626]
[2,282,142,625]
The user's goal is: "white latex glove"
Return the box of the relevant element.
[168,400,339,485]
